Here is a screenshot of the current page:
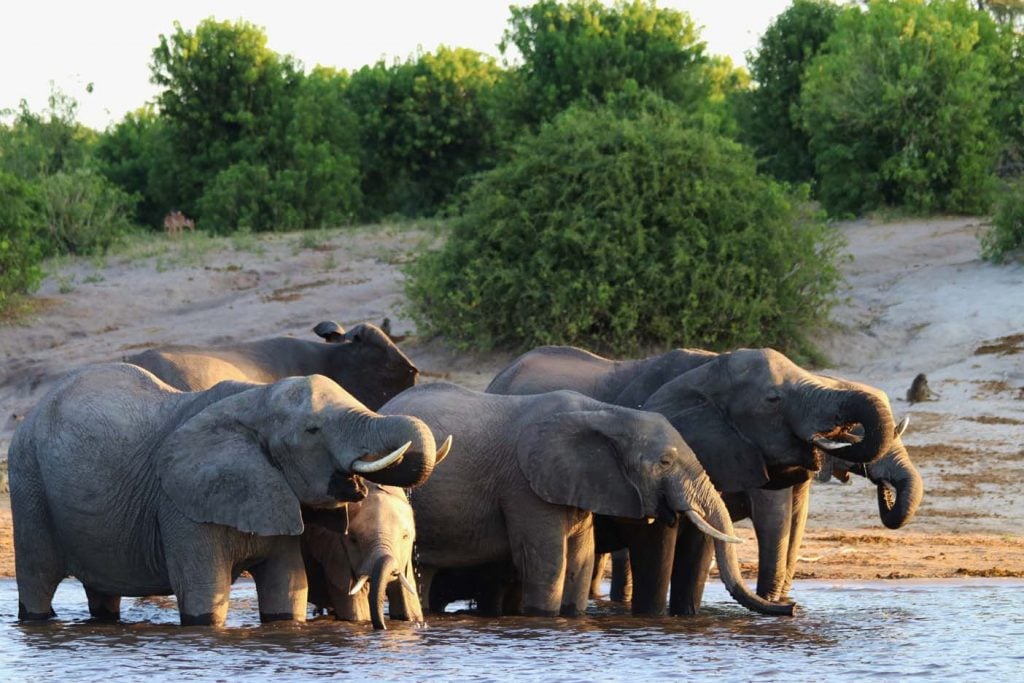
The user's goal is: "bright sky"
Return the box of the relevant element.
[1,1,793,131]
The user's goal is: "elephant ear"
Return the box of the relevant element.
[515,410,644,518]
[643,361,769,493]
[159,425,303,536]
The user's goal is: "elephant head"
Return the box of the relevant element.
[304,484,423,629]
[516,401,793,616]
[159,375,449,536]
[642,348,898,493]
[313,321,419,410]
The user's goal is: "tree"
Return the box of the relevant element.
[345,47,502,219]
[739,0,840,183]
[800,0,1003,215]
[498,0,709,131]
[406,98,843,358]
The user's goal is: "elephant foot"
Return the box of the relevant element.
[18,603,57,621]
[522,605,559,617]
[260,611,302,623]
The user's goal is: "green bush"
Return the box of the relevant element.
[38,169,138,255]
[405,99,844,357]
[800,0,1003,215]
[0,172,43,311]
[982,182,1024,262]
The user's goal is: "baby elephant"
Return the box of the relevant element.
[303,484,423,629]
[9,363,445,626]
[381,383,789,617]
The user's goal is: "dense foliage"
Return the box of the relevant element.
[738,0,839,183]
[0,172,43,310]
[405,100,843,356]
[346,47,503,219]
[799,0,1004,215]
[981,182,1024,261]
[499,0,710,131]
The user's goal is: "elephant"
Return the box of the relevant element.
[487,345,914,614]
[127,320,417,410]
[9,363,444,626]
[303,483,424,629]
[380,382,794,617]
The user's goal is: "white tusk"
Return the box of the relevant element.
[352,441,411,473]
[435,434,453,462]
[685,510,743,544]
[812,436,853,450]
[645,517,655,525]
[398,573,417,595]
[894,415,910,438]
[348,575,369,595]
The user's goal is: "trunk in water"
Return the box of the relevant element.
[369,555,396,630]
[870,443,923,530]
[703,497,795,616]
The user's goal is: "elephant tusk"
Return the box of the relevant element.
[685,510,742,544]
[812,436,853,450]
[352,441,411,473]
[894,415,910,438]
[398,573,417,596]
[435,434,453,462]
[348,575,369,596]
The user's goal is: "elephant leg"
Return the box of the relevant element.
[748,486,794,601]
[609,549,632,603]
[622,520,677,616]
[508,514,569,616]
[250,542,309,623]
[668,517,714,616]
[418,565,444,615]
[171,563,233,627]
[561,514,595,616]
[780,479,811,600]
[85,587,121,621]
[590,553,610,599]
[12,488,62,621]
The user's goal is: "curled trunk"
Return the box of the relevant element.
[867,442,923,530]
[369,554,396,630]
[831,387,896,465]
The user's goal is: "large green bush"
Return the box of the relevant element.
[406,100,844,357]
[0,172,43,312]
[37,169,138,255]
[800,0,1003,215]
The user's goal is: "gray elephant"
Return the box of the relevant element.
[9,363,443,626]
[303,483,426,629]
[487,346,914,614]
[127,320,416,410]
[380,382,793,617]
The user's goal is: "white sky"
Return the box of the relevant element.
[0,1,793,131]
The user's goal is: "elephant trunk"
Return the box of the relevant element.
[868,442,923,530]
[337,415,448,489]
[809,385,896,465]
[674,482,795,616]
[369,554,396,630]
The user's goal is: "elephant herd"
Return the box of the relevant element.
[9,320,922,627]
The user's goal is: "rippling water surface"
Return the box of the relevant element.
[1,578,1022,681]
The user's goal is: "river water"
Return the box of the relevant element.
[1,578,1021,681]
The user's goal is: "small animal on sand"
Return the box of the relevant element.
[906,373,934,403]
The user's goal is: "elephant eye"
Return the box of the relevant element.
[305,426,321,434]
[765,393,782,404]
[660,447,677,466]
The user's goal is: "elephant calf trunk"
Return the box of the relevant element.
[369,555,398,630]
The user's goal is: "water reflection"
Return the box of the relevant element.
[2,579,1023,681]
